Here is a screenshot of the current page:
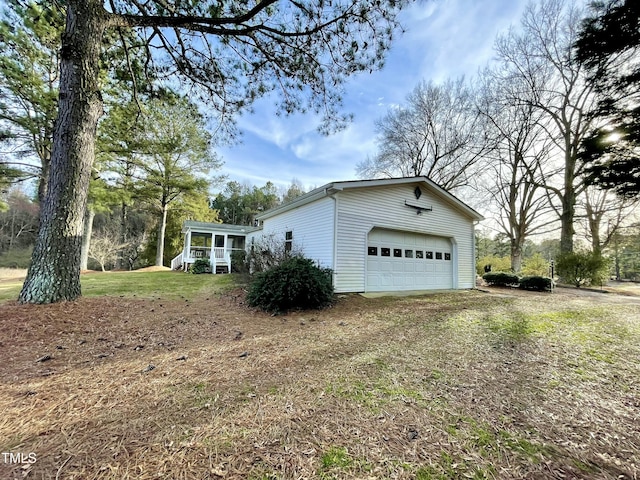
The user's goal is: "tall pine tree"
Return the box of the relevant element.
[576,0,640,198]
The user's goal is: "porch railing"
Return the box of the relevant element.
[170,252,183,270]
[189,246,211,258]
[171,246,245,273]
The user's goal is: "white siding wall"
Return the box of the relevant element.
[260,196,335,268]
[245,229,262,247]
[335,183,476,292]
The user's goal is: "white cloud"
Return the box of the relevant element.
[392,0,529,83]
[216,0,531,189]
[237,111,315,150]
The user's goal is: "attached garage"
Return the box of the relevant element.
[366,228,453,292]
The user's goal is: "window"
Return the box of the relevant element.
[416,250,424,259]
[436,252,443,260]
[444,253,451,261]
[191,234,211,247]
[368,246,378,256]
[426,251,433,259]
[393,248,402,257]
[381,248,390,257]
[405,249,413,258]
[285,231,293,252]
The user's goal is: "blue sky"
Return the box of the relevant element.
[216,0,530,192]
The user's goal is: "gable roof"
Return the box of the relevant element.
[256,177,484,222]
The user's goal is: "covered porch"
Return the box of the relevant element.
[171,221,258,273]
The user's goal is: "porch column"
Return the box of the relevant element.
[184,231,191,257]
[209,232,216,273]
[183,230,191,271]
[225,235,230,269]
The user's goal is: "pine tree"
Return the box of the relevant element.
[18,0,407,303]
[576,0,640,198]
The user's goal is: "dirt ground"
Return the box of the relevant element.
[0,284,639,479]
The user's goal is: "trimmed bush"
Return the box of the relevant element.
[519,275,553,292]
[482,271,520,287]
[555,251,610,287]
[189,259,211,274]
[247,256,334,313]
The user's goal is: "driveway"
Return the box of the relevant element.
[480,282,640,305]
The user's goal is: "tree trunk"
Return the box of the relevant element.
[155,203,168,266]
[511,245,523,274]
[80,208,95,270]
[613,234,620,280]
[19,1,107,304]
[37,156,50,206]
[587,207,602,255]
[115,201,128,270]
[560,137,577,255]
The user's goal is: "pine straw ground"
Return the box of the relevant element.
[0,278,639,480]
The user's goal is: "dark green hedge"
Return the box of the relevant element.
[482,272,520,287]
[482,272,553,291]
[247,257,334,314]
[519,276,553,292]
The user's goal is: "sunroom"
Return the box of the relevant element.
[170,221,258,273]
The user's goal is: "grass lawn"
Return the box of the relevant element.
[0,273,639,479]
[0,269,236,304]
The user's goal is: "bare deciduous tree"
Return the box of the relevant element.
[88,227,130,272]
[579,186,639,255]
[478,73,556,272]
[358,77,491,191]
[494,0,597,254]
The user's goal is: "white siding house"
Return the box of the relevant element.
[173,177,483,293]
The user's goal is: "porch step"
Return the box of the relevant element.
[215,265,229,274]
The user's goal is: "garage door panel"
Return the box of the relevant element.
[367,228,452,292]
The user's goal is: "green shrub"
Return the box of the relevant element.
[230,250,248,274]
[189,259,211,274]
[521,253,550,277]
[246,256,334,313]
[476,255,512,275]
[482,271,520,287]
[519,276,553,292]
[555,251,610,287]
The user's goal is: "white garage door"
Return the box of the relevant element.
[366,228,453,292]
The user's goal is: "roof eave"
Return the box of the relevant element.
[255,176,484,222]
